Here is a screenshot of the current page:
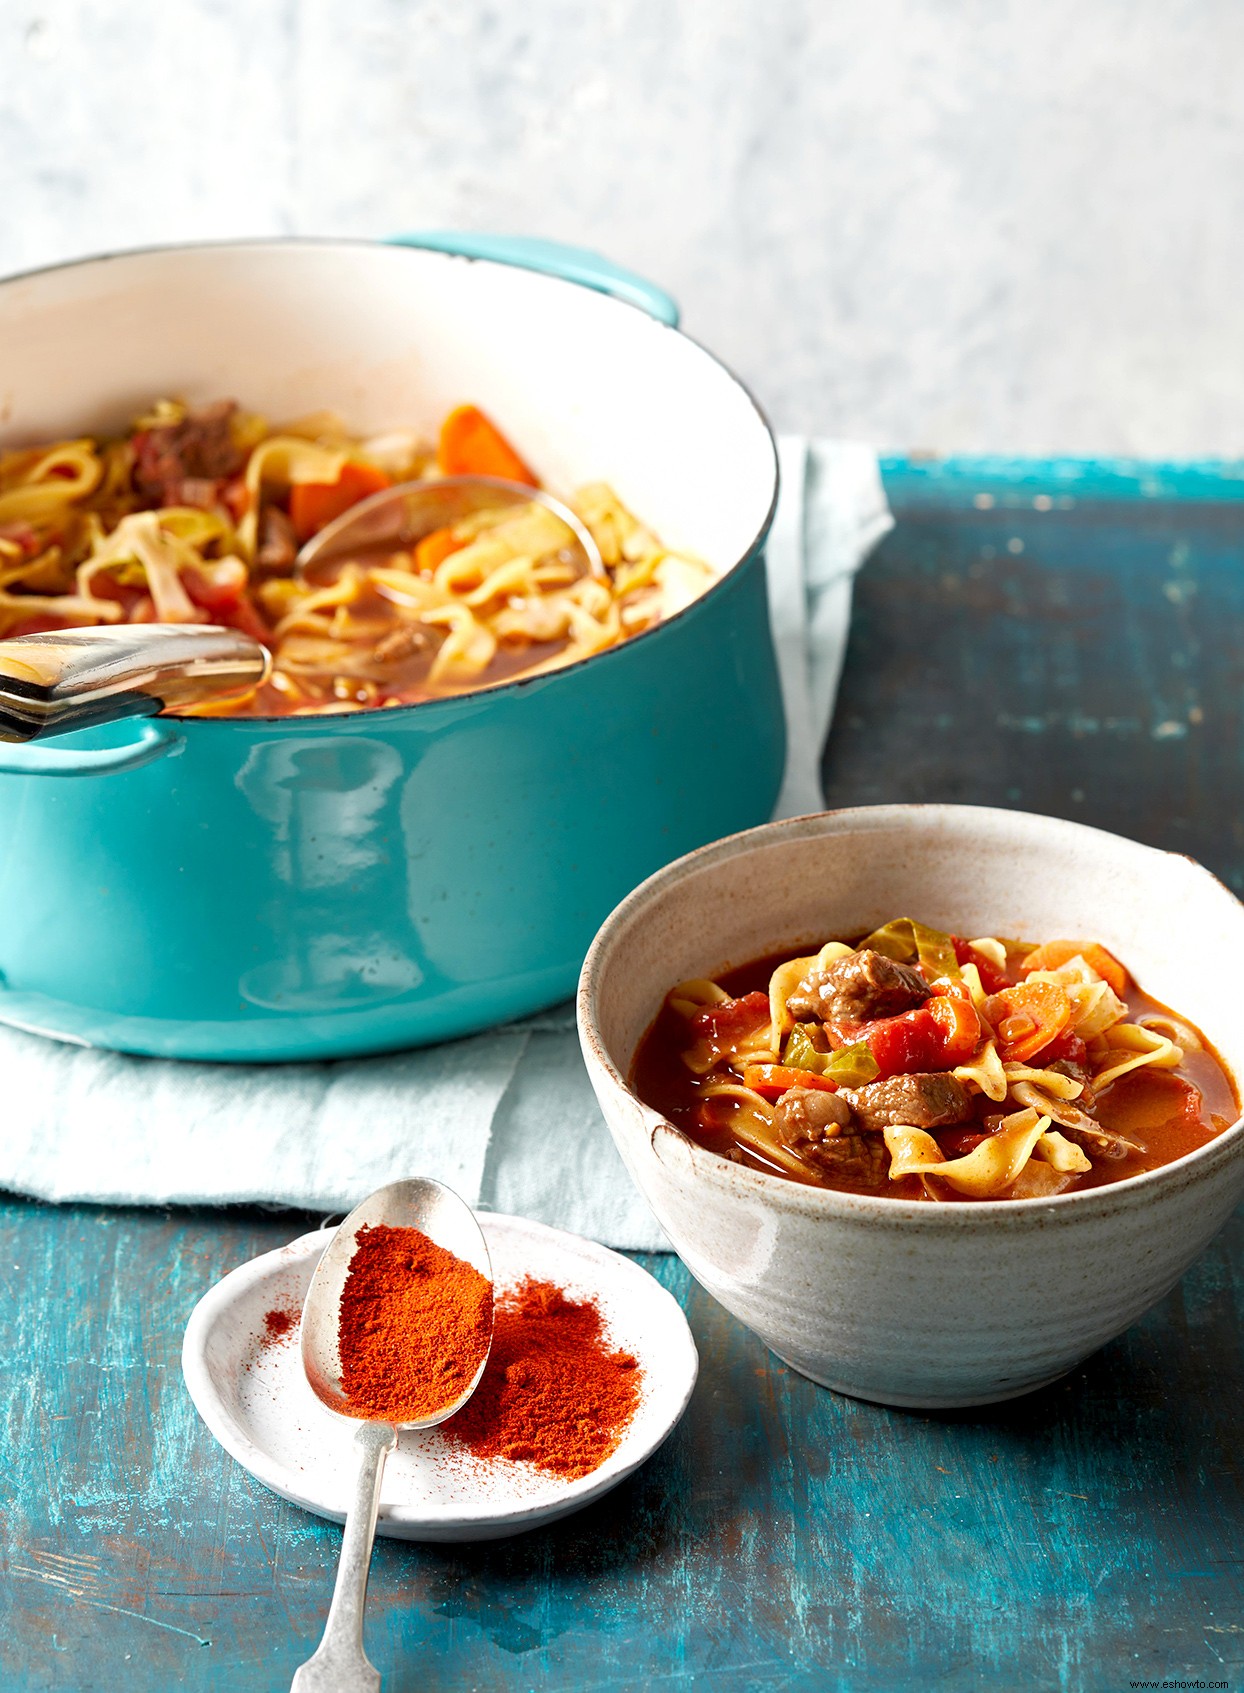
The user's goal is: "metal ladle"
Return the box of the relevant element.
[0,477,603,743]
[291,1178,494,1693]
[295,473,604,582]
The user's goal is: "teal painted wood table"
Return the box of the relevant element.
[3,460,1243,1692]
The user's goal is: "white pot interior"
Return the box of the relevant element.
[0,240,776,575]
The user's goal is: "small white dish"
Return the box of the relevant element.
[182,1212,698,1542]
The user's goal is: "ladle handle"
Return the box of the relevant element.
[0,624,270,744]
[290,1420,398,1693]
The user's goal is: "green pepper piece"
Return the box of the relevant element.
[782,1023,831,1074]
[823,1041,880,1087]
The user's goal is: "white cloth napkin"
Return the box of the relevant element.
[0,440,892,1250]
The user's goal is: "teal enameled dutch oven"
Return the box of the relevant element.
[0,236,783,1060]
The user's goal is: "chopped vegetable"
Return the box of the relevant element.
[289,461,392,543]
[845,1008,943,1075]
[689,992,771,1047]
[1029,1029,1088,1069]
[742,1064,840,1101]
[1019,939,1129,998]
[833,1000,980,1078]
[952,936,1013,993]
[438,405,539,486]
[822,1041,881,1087]
[860,917,960,982]
[414,526,465,573]
[783,1022,830,1074]
[783,1023,880,1085]
[990,982,1074,1064]
[925,995,982,1063]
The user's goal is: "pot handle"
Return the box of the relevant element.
[0,718,182,777]
[387,232,680,328]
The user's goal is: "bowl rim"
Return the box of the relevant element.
[577,802,1244,1226]
[0,235,781,733]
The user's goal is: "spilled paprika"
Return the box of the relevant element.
[262,1303,298,1344]
[440,1278,643,1480]
[337,1224,493,1424]
[329,1224,643,1480]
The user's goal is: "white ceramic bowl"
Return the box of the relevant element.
[578,805,1244,1408]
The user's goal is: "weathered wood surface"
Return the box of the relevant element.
[830,458,1244,895]
[3,462,1244,1691]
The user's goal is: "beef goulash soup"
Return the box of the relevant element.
[632,919,1238,1201]
[0,399,715,716]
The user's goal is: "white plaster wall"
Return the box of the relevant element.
[1,0,1241,455]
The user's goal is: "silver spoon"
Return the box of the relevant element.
[290,1178,494,1693]
[0,476,604,744]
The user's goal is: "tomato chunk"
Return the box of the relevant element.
[951,937,1013,993]
[833,1008,942,1077]
[832,997,981,1078]
[690,991,770,1046]
[1029,1029,1088,1069]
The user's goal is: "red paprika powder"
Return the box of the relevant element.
[337,1223,493,1424]
[262,1304,298,1343]
[441,1278,642,1479]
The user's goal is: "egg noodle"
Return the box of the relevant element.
[0,399,715,716]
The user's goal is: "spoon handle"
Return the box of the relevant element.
[290,1420,398,1693]
[0,624,270,743]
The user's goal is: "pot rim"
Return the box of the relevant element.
[0,235,781,731]
[577,801,1244,1228]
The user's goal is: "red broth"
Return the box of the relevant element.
[631,947,1239,1201]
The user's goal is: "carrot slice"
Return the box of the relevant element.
[925,994,982,1063]
[742,1065,839,1102]
[991,982,1074,1064]
[1019,939,1128,998]
[438,405,538,486]
[414,526,465,573]
[288,460,392,543]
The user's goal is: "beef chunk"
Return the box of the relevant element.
[132,401,247,508]
[775,1086,853,1149]
[839,1072,970,1133]
[1048,1055,1097,1114]
[255,505,298,573]
[787,949,929,1024]
[775,1087,889,1184]
[802,1133,890,1184]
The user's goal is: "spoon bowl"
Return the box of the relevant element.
[291,1178,493,1693]
[300,1176,494,1427]
[294,473,606,582]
